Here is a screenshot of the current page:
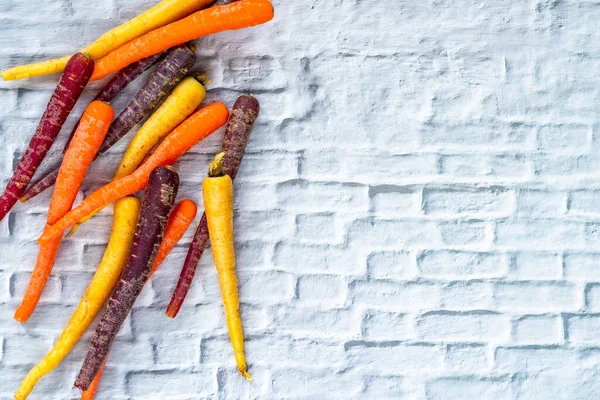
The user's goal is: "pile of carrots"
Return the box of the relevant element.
[2,0,273,399]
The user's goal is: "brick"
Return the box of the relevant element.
[347,218,440,248]
[271,368,362,398]
[423,187,514,216]
[131,305,224,336]
[233,210,295,242]
[346,343,443,374]
[445,344,489,372]
[153,333,199,367]
[126,369,216,397]
[513,315,563,344]
[217,367,269,400]
[440,281,494,310]
[417,251,507,278]
[277,180,369,213]
[273,243,363,275]
[537,124,590,151]
[510,252,562,280]
[564,253,600,280]
[271,306,361,338]
[426,377,513,400]
[495,220,585,248]
[536,154,600,176]
[569,191,600,215]
[238,270,295,305]
[223,56,287,90]
[567,315,600,344]
[3,333,53,366]
[440,154,531,178]
[517,190,567,217]
[367,251,416,280]
[296,274,347,307]
[370,185,422,215]
[493,282,580,312]
[416,312,508,342]
[295,213,339,243]
[586,284,600,311]
[362,311,413,341]
[362,375,406,399]
[516,369,600,400]
[351,281,441,312]
[438,220,487,246]
[495,346,578,373]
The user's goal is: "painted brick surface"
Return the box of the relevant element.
[0,0,599,399]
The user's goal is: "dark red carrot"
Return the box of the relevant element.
[166,95,259,318]
[62,51,168,154]
[0,53,94,220]
[75,166,179,390]
[20,43,195,202]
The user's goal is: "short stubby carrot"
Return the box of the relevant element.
[149,199,198,278]
[13,197,140,400]
[38,102,229,245]
[14,101,114,323]
[203,153,250,380]
[91,0,275,80]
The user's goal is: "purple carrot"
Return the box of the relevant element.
[166,95,259,318]
[0,53,94,221]
[62,51,168,153]
[75,166,179,391]
[20,43,196,202]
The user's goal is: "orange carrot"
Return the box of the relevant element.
[149,199,197,278]
[38,102,229,246]
[81,360,106,400]
[91,0,274,81]
[203,152,250,380]
[14,101,114,322]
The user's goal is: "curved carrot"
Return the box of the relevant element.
[149,199,198,278]
[38,102,229,246]
[81,360,106,400]
[2,0,214,80]
[14,101,114,323]
[91,0,274,81]
[13,197,140,400]
[203,153,250,380]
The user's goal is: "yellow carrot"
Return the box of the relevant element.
[14,197,141,400]
[2,0,213,81]
[115,73,208,179]
[203,152,250,380]
[67,74,207,237]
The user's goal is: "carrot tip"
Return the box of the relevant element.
[240,370,252,381]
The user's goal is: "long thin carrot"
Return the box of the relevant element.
[149,199,198,278]
[2,0,214,80]
[68,72,207,236]
[14,101,114,323]
[14,197,140,400]
[81,360,106,400]
[91,0,274,81]
[38,102,229,246]
[203,152,250,380]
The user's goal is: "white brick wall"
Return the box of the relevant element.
[0,0,599,399]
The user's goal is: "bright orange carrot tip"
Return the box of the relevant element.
[149,199,198,278]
